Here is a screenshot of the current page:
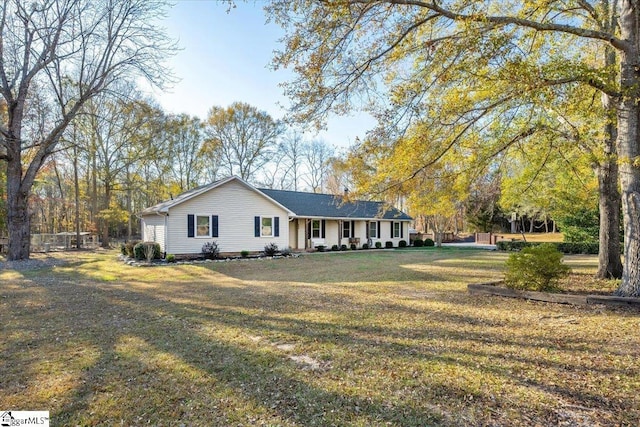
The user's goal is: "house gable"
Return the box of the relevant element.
[141,177,290,254]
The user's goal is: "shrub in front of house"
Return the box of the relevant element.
[241,250,249,258]
[340,244,348,251]
[201,241,220,260]
[263,242,279,256]
[424,238,435,247]
[362,243,369,249]
[166,253,176,263]
[375,241,382,249]
[316,245,326,252]
[124,240,139,257]
[413,238,424,247]
[504,243,570,292]
[399,240,407,247]
[385,241,393,249]
[331,244,340,251]
[281,246,293,257]
[350,243,357,250]
[134,242,161,261]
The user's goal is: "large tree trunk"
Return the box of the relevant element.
[6,156,31,260]
[596,118,623,279]
[126,167,133,241]
[101,182,111,248]
[616,3,640,296]
[73,145,82,249]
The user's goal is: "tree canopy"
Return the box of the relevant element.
[0,0,176,260]
[267,0,640,296]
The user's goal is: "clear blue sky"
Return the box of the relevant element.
[152,0,375,149]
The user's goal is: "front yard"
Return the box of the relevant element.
[1,249,638,426]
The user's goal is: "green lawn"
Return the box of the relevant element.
[1,249,638,426]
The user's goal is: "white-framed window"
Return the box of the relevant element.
[342,221,351,238]
[369,221,378,238]
[189,214,219,238]
[312,220,321,238]
[255,216,278,238]
[196,215,211,237]
[261,217,273,237]
[393,222,401,238]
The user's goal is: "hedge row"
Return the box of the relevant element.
[496,241,599,255]
[412,238,435,247]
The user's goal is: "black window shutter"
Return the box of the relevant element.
[351,221,355,238]
[321,220,326,238]
[366,221,370,238]
[254,216,260,237]
[377,221,381,239]
[390,221,394,237]
[307,220,311,239]
[274,217,280,237]
[187,214,195,238]
[212,215,219,238]
[401,223,404,238]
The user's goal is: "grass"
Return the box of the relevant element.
[497,232,564,242]
[1,249,638,426]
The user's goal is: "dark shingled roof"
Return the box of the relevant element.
[258,188,412,220]
[139,176,412,220]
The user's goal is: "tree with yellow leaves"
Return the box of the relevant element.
[268,0,636,295]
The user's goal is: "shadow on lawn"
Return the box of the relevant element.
[3,270,448,425]
[1,255,637,426]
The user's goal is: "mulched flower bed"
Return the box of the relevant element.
[468,273,640,310]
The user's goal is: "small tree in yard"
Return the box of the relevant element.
[504,244,570,292]
[143,244,155,262]
[133,242,161,261]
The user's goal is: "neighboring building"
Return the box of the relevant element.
[140,176,412,256]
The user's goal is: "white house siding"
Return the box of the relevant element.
[288,220,298,249]
[296,219,306,249]
[142,215,166,252]
[281,218,410,250]
[378,220,409,246]
[165,179,290,255]
[359,220,409,247]
[353,221,367,247]
[322,220,338,248]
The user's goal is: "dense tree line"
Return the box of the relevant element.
[0,0,340,255]
[0,94,338,246]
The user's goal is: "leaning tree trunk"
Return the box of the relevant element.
[596,108,623,279]
[615,1,640,297]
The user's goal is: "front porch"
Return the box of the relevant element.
[288,218,407,250]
